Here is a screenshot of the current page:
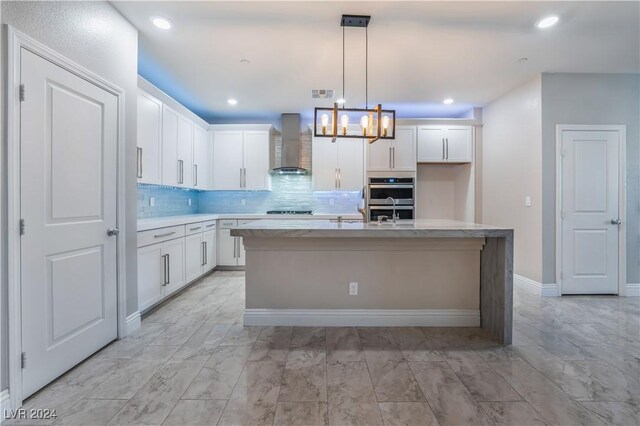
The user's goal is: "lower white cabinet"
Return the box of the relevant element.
[218,220,246,266]
[185,229,217,282]
[137,237,185,311]
[202,229,217,273]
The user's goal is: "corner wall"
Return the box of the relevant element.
[482,76,543,283]
[0,1,138,392]
[541,73,640,285]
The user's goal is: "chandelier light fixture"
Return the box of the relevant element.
[314,15,396,144]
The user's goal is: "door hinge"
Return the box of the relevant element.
[19,219,25,235]
[21,352,26,369]
[19,84,25,102]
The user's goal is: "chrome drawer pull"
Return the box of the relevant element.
[154,231,176,238]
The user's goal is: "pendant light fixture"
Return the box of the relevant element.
[314,15,396,144]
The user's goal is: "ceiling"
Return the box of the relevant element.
[112,1,640,123]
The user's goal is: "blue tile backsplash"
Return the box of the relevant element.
[138,175,362,218]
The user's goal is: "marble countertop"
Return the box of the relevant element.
[138,213,362,231]
[231,219,513,238]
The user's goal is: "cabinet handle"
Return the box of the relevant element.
[204,241,208,265]
[189,226,201,231]
[446,138,449,160]
[161,254,166,286]
[338,168,341,188]
[201,241,206,265]
[205,224,215,228]
[389,147,392,169]
[392,146,395,168]
[334,168,338,189]
[442,138,445,160]
[154,231,176,238]
[177,160,184,184]
[166,254,170,284]
[162,254,169,286]
[194,164,198,187]
[137,147,143,178]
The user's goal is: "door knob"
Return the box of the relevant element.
[107,228,120,236]
[610,219,622,225]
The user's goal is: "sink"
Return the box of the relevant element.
[370,222,415,227]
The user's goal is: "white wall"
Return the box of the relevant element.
[482,76,543,282]
[541,73,640,285]
[0,1,138,391]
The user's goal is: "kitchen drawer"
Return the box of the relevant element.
[202,220,216,230]
[238,219,257,226]
[186,222,205,235]
[219,219,238,229]
[137,225,185,248]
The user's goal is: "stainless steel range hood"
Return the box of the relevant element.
[270,113,309,175]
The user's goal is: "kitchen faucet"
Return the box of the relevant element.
[357,186,368,223]
[386,197,398,223]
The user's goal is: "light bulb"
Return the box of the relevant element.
[360,115,369,136]
[340,114,349,135]
[382,115,390,137]
[320,113,329,135]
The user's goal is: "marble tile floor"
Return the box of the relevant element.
[7,271,640,426]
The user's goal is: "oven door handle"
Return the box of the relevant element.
[368,184,414,189]
[369,205,414,210]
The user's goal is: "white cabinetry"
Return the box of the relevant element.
[211,126,271,190]
[367,126,416,172]
[137,90,163,184]
[193,125,210,189]
[417,125,473,163]
[217,220,246,266]
[312,136,364,190]
[161,105,179,187]
[177,116,194,188]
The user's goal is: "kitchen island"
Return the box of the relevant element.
[232,219,513,344]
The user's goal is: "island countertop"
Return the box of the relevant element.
[231,219,513,238]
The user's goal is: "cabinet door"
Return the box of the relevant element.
[392,127,417,171]
[177,116,194,188]
[312,137,338,190]
[202,230,216,273]
[367,138,393,172]
[137,91,162,184]
[212,131,244,190]
[237,237,246,266]
[137,243,164,311]
[185,233,203,283]
[193,126,209,189]
[217,228,237,266]
[337,138,364,190]
[163,238,186,296]
[161,106,179,186]
[243,131,270,190]
[445,126,473,163]
[417,126,445,162]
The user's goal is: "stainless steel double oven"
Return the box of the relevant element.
[367,177,415,222]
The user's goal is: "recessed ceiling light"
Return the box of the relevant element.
[336,98,346,104]
[227,98,238,105]
[536,15,559,29]
[443,98,454,105]
[151,16,172,30]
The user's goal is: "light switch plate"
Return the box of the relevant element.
[525,196,532,207]
[149,197,155,207]
[188,198,192,206]
[329,198,335,206]
[349,282,358,295]
[241,199,246,206]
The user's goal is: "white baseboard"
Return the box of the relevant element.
[1,389,11,413]
[626,284,640,297]
[514,274,559,297]
[125,312,141,336]
[244,309,480,327]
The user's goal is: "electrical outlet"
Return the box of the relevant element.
[329,198,335,206]
[525,196,532,207]
[188,198,192,206]
[149,197,155,207]
[349,282,358,296]
[241,199,246,206]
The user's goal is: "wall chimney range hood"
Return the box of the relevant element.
[270,113,309,175]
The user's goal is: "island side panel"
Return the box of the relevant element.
[480,234,514,344]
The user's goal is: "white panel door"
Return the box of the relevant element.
[561,130,620,294]
[392,127,417,171]
[162,106,179,187]
[137,90,162,184]
[212,131,244,190]
[202,230,216,273]
[417,126,445,162]
[367,138,392,171]
[185,233,203,283]
[177,116,194,188]
[162,238,186,296]
[337,139,364,190]
[193,126,209,189]
[312,137,338,190]
[138,244,164,311]
[445,126,473,163]
[243,131,270,190]
[217,228,238,266]
[237,237,246,266]
[20,48,118,397]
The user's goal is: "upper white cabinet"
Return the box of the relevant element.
[137,90,163,184]
[192,125,209,189]
[161,105,180,187]
[417,125,473,163]
[177,116,194,188]
[367,126,416,172]
[312,135,364,191]
[211,126,271,190]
